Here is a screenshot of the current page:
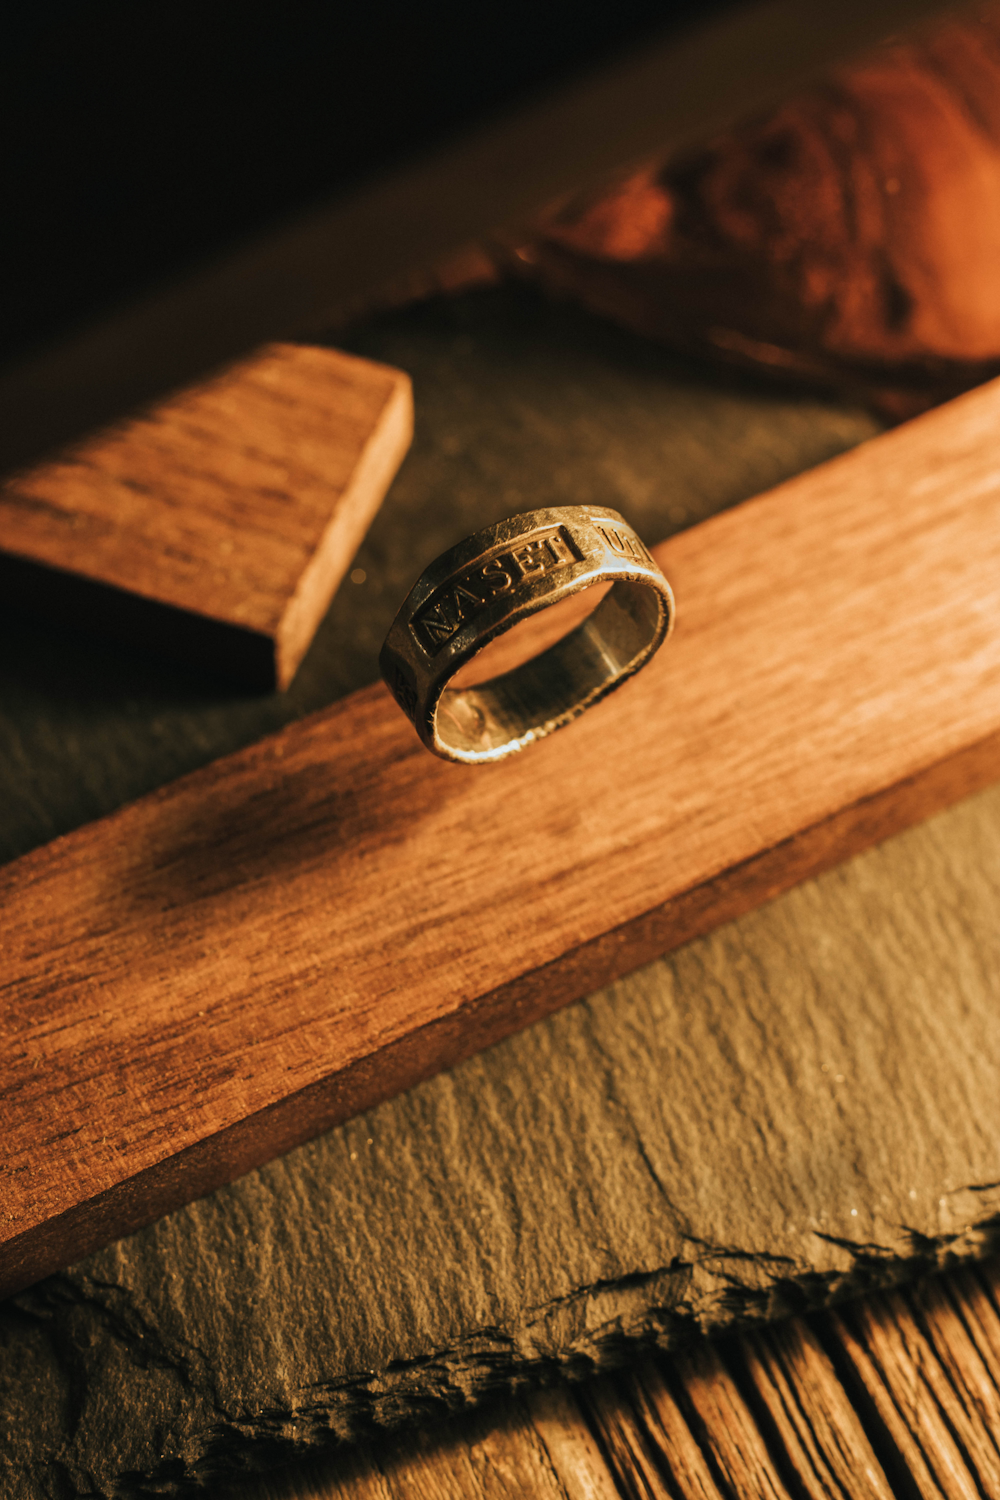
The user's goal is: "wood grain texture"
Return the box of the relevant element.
[828,1265,1000,1500]
[529,1387,626,1500]
[672,1343,795,1500]
[4,377,1000,1301]
[739,1320,893,1499]
[580,1364,727,1500]
[0,344,412,688]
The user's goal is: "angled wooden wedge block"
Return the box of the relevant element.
[3,379,1000,1298]
[0,344,412,688]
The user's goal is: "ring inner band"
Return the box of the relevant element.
[434,578,663,759]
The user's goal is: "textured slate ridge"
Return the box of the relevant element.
[3,784,1000,1497]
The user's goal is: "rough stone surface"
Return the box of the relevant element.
[9,289,998,1498]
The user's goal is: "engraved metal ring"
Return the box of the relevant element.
[379,505,674,764]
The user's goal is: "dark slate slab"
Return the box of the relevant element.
[11,289,997,1499]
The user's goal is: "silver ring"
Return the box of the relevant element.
[379,505,675,764]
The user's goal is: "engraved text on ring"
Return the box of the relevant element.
[411,526,581,655]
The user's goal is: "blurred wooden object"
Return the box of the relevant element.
[432,4,1000,420]
[4,375,1000,1299]
[0,344,412,688]
[235,1258,1000,1498]
[0,1,954,479]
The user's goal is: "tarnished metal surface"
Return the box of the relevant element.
[380,505,674,762]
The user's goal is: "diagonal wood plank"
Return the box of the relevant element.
[578,1371,683,1500]
[740,1319,893,1500]
[0,343,412,689]
[907,1272,1000,1486]
[669,1342,794,1500]
[580,1362,727,1500]
[528,1387,627,1500]
[4,379,1000,1300]
[827,1261,1000,1500]
[828,1297,982,1500]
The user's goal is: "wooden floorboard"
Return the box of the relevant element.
[235,1261,1000,1499]
[581,1363,731,1500]
[828,1279,1000,1499]
[4,377,1000,1298]
[738,1319,892,1500]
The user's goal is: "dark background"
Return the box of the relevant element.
[2,0,725,368]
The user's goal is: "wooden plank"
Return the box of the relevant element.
[580,1363,726,1499]
[907,1270,1000,1485]
[4,378,1000,1299]
[578,1371,682,1499]
[670,1342,795,1500]
[740,1320,893,1499]
[828,1298,980,1499]
[828,1263,1000,1500]
[340,1399,578,1500]
[0,344,412,688]
[528,1386,627,1500]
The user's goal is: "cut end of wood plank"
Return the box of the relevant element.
[0,344,413,690]
[273,362,413,690]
